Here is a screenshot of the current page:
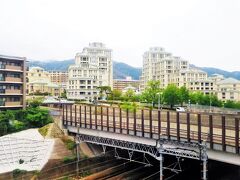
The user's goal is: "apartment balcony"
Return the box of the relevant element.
[0,89,22,95]
[0,64,23,72]
[0,101,22,107]
[4,77,23,83]
[5,101,22,106]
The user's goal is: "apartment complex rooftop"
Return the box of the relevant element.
[217,78,240,84]
[0,54,25,61]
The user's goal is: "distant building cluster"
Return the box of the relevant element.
[140,47,240,102]
[1,43,240,110]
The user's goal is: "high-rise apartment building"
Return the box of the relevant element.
[141,47,208,90]
[67,42,113,100]
[0,54,26,110]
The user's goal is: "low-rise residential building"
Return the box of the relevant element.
[188,79,215,95]
[67,42,113,100]
[27,67,63,97]
[49,71,68,89]
[113,76,141,91]
[216,78,240,102]
[0,54,26,110]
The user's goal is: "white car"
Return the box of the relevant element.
[176,107,186,112]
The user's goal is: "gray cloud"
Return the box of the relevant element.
[0,0,239,71]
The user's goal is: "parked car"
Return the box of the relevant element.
[176,107,186,112]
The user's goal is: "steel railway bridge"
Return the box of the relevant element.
[61,104,240,180]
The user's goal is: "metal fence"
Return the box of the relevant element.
[62,104,240,154]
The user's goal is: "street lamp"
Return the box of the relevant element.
[188,99,191,112]
[157,92,163,110]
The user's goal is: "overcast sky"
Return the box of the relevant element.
[0,0,240,71]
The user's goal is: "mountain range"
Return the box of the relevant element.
[28,59,142,80]
[28,59,240,80]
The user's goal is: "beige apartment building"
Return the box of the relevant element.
[188,79,215,95]
[113,76,141,91]
[141,47,207,90]
[187,74,225,95]
[216,78,240,102]
[67,42,113,100]
[49,71,68,89]
[0,54,26,110]
[27,67,63,97]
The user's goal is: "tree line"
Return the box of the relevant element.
[0,99,52,136]
[99,80,240,109]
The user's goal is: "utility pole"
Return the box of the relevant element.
[76,127,80,177]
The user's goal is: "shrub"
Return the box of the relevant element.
[61,136,76,150]
[11,120,25,132]
[12,169,27,178]
[120,102,138,112]
[65,139,76,150]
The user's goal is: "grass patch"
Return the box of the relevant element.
[12,169,27,178]
[38,123,51,137]
[62,155,77,163]
[61,136,76,150]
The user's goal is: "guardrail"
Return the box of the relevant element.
[62,104,240,154]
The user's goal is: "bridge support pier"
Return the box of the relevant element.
[158,141,164,180]
[202,159,207,180]
[159,153,163,180]
[201,141,208,180]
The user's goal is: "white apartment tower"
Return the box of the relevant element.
[67,42,113,100]
[141,47,207,90]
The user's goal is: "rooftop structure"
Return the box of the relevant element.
[0,129,54,173]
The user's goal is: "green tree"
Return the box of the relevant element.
[28,98,43,108]
[189,91,205,104]
[179,86,189,106]
[224,100,240,109]
[163,84,180,109]
[204,94,222,107]
[25,108,52,128]
[123,89,135,101]
[108,89,122,100]
[11,120,25,132]
[97,86,112,99]
[61,89,67,99]
[0,111,14,135]
[141,80,161,107]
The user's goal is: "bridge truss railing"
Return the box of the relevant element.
[76,133,208,180]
